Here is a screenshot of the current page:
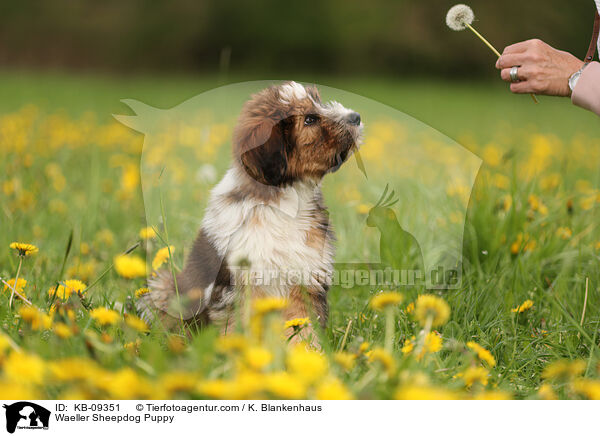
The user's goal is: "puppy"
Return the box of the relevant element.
[138,81,362,342]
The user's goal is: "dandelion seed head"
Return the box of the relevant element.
[446,4,474,31]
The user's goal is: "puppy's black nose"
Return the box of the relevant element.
[346,112,361,126]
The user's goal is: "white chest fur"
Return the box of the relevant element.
[202,168,334,297]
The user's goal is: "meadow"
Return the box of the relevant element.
[1,71,600,400]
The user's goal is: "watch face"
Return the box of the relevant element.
[569,71,581,92]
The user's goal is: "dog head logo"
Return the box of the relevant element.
[3,402,50,434]
[115,80,480,313]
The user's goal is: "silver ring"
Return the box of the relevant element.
[510,66,520,83]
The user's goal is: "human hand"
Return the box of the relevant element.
[496,39,584,97]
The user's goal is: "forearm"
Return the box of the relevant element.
[571,62,600,117]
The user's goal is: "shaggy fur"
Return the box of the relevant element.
[138,81,363,342]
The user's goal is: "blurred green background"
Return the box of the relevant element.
[0,0,596,77]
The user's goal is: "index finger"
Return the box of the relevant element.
[496,53,528,69]
[502,41,532,55]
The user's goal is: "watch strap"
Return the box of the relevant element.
[585,11,600,63]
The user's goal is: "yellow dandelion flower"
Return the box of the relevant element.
[492,173,510,190]
[405,301,415,314]
[134,287,151,299]
[315,377,353,400]
[48,279,87,300]
[572,379,600,400]
[472,391,511,400]
[152,246,175,270]
[167,335,187,354]
[59,388,93,401]
[414,294,450,327]
[197,379,233,399]
[139,226,157,240]
[510,239,521,255]
[95,229,114,247]
[244,347,273,371]
[264,372,306,399]
[18,306,52,330]
[402,332,442,360]
[466,341,496,367]
[333,352,356,371]
[460,366,489,387]
[287,344,328,383]
[253,297,288,316]
[395,385,458,400]
[161,372,198,394]
[124,314,149,332]
[124,339,141,353]
[90,307,120,326]
[53,322,73,339]
[284,317,310,330]
[80,242,91,255]
[4,352,45,385]
[222,372,264,400]
[482,144,502,167]
[401,337,415,355]
[356,203,370,214]
[3,278,27,297]
[424,331,443,353]
[367,347,396,376]
[542,359,586,380]
[216,334,247,353]
[48,357,101,383]
[511,299,533,313]
[538,384,557,400]
[0,381,38,400]
[9,242,38,257]
[499,194,513,212]
[369,291,403,311]
[356,342,370,356]
[114,254,147,279]
[66,260,97,282]
[580,195,596,211]
[556,227,572,240]
[99,368,154,399]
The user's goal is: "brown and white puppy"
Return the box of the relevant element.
[138,81,362,342]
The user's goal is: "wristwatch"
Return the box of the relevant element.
[569,63,590,93]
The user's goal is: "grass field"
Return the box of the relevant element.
[2,71,600,400]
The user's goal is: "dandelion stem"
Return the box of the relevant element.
[158,180,185,332]
[8,257,23,309]
[339,318,353,351]
[580,277,589,327]
[465,24,500,57]
[1,276,31,306]
[416,314,433,357]
[465,24,538,104]
[384,306,395,353]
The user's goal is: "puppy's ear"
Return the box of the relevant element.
[239,120,288,186]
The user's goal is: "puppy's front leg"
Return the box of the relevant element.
[284,286,327,348]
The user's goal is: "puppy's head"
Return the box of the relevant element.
[233,81,363,186]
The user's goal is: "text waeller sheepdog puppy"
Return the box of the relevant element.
[139,81,363,344]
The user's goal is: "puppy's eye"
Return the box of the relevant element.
[304,114,319,126]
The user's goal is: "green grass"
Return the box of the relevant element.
[1,70,600,400]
